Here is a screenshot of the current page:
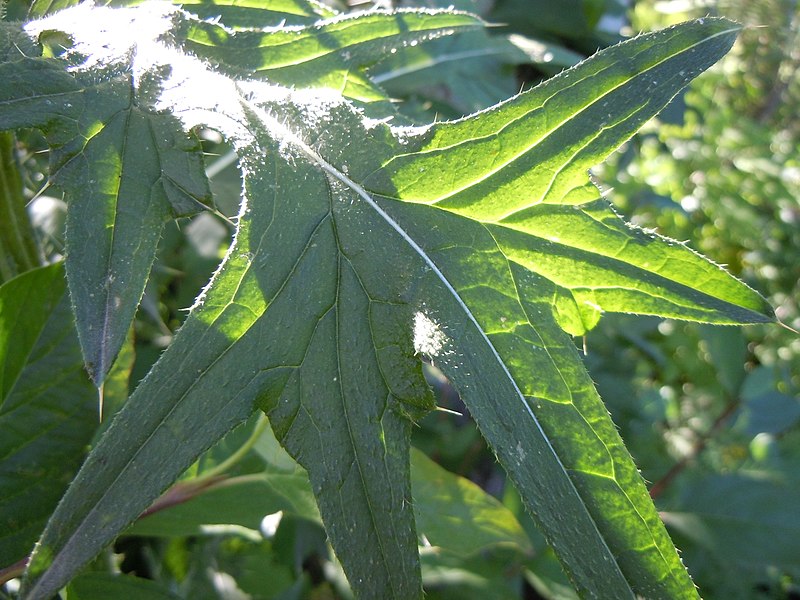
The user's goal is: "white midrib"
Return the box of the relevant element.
[371,46,511,84]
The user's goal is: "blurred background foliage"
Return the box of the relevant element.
[2,0,799,598]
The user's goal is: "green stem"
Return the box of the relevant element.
[138,417,272,521]
[0,131,40,283]
[194,413,270,484]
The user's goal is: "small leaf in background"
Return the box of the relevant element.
[699,324,748,395]
[127,472,320,539]
[0,263,96,568]
[734,367,800,437]
[371,29,582,119]
[662,472,800,597]
[421,546,529,600]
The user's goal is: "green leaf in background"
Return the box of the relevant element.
[490,0,615,49]
[0,131,40,282]
[735,367,800,437]
[371,29,583,118]
[411,448,532,557]
[26,0,78,20]
[0,4,773,600]
[0,263,96,568]
[421,546,530,600]
[65,573,181,600]
[178,6,484,103]
[126,471,320,539]
[699,324,748,396]
[179,0,337,28]
[127,442,531,557]
[662,472,800,597]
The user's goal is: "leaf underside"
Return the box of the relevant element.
[0,4,772,600]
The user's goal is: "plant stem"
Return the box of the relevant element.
[139,475,226,519]
[0,557,27,587]
[195,413,270,483]
[0,131,40,283]
[138,415,269,520]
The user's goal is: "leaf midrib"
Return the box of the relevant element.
[371,46,513,84]
[333,253,399,598]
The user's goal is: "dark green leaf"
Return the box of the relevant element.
[0,263,96,567]
[0,131,40,282]
[662,472,800,590]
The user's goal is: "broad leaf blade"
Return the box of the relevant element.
[353,18,767,599]
[0,264,96,567]
[322,175,635,597]
[22,118,430,599]
[365,20,743,215]
[363,18,771,335]
[11,8,772,600]
[356,18,765,598]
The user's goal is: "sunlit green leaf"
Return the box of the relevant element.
[0,5,772,600]
[179,0,337,29]
[411,448,532,556]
